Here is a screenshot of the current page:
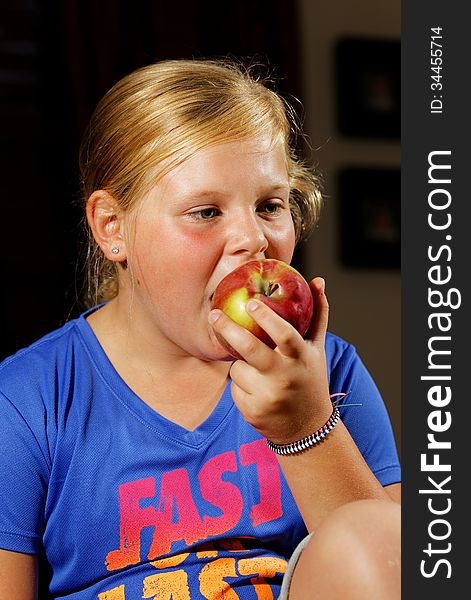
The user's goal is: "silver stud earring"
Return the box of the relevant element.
[111,246,120,255]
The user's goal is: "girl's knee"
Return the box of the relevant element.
[327,498,401,544]
[288,500,400,599]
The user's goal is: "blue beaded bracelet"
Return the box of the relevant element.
[266,404,341,456]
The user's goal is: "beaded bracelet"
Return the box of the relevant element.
[266,404,341,456]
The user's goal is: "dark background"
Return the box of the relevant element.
[0,0,303,359]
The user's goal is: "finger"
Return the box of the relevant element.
[306,277,329,343]
[229,359,261,395]
[229,381,264,429]
[245,300,305,360]
[209,309,276,370]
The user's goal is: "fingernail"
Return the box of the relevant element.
[208,310,221,324]
[246,300,259,312]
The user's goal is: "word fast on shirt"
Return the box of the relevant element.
[100,438,289,599]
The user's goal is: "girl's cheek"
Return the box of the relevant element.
[179,227,222,253]
[266,224,296,260]
[159,232,222,285]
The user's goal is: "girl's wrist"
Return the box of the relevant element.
[266,402,340,455]
[265,393,333,446]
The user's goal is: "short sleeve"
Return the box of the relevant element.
[326,335,401,486]
[0,389,50,554]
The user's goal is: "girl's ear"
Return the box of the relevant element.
[86,191,127,262]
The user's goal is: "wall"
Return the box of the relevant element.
[296,1,401,451]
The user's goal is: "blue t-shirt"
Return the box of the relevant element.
[0,308,400,599]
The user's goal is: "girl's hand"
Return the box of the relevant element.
[208,277,332,444]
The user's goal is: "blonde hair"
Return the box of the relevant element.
[79,58,323,306]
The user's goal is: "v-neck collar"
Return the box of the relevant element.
[76,307,235,449]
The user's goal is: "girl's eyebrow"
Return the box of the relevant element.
[175,190,230,203]
[175,181,290,203]
[193,183,290,196]
[257,183,290,198]
[267,183,290,193]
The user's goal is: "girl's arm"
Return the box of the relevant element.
[209,278,399,530]
[385,482,401,502]
[0,549,37,600]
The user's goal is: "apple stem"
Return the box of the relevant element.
[266,282,280,297]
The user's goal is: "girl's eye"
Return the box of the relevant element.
[188,207,220,221]
[257,202,283,216]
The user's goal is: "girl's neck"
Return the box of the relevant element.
[86,300,231,430]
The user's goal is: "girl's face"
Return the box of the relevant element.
[122,135,296,360]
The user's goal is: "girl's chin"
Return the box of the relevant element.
[204,331,237,362]
[199,349,235,363]
[208,343,236,363]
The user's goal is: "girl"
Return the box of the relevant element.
[0,59,400,599]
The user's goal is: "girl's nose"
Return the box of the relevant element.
[227,211,268,258]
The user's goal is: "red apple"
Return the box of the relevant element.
[211,259,314,358]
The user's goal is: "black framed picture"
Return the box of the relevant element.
[335,37,400,139]
[338,167,400,268]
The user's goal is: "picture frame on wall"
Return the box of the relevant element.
[338,167,400,269]
[334,37,400,139]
